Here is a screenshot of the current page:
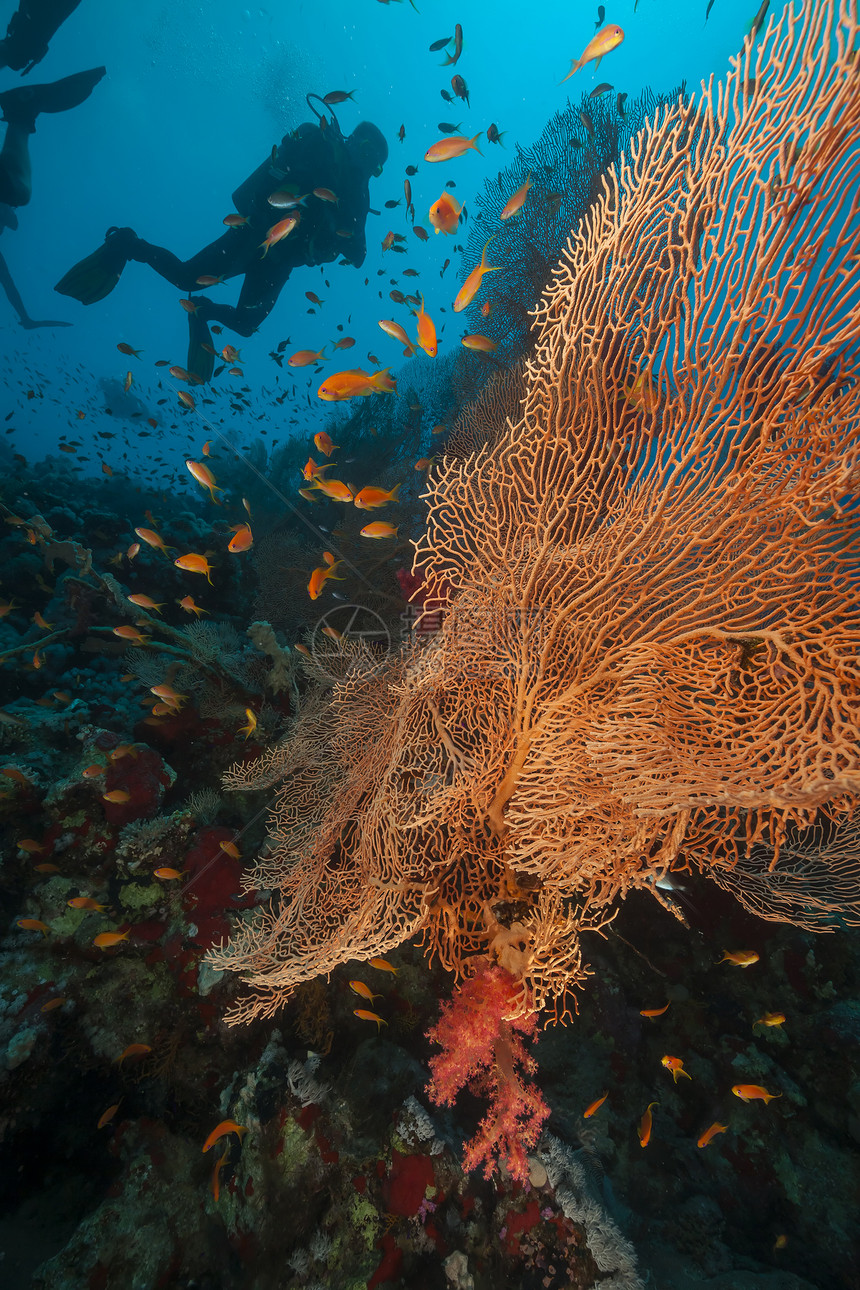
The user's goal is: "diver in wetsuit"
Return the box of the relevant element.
[0,0,104,328]
[55,112,388,380]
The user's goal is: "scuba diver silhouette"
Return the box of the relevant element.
[0,0,105,328]
[56,96,388,381]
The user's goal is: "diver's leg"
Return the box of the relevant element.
[127,228,253,293]
[0,123,31,206]
[0,0,82,73]
[193,261,292,338]
[0,247,70,327]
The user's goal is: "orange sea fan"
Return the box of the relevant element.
[210,0,860,1026]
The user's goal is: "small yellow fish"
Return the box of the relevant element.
[719,950,760,967]
[753,1012,786,1030]
[238,708,257,739]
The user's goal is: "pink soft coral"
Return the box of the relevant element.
[426,964,549,1181]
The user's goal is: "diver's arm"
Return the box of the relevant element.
[0,248,70,326]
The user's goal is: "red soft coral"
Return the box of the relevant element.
[426,964,549,1181]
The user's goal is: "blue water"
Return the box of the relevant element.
[4,0,756,477]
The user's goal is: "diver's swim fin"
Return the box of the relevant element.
[187,310,215,384]
[0,67,105,129]
[54,226,133,306]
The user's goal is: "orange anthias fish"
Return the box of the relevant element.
[350,980,381,1003]
[186,459,223,504]
[638,1102,658,1147]
[501,172,533,220]
[93,930,130,948]
[134,527,173,556]
[97,1103,121,1129]
[754,1012,786,1029]
[150,684,187,708]
[17,918,49,935]
[583,1092,608,1119]
[116,1043,151,1065]
[289,348,326,368]
[661,1055,692,1083]
[228,524,253,554]
[117,342,142,358]
[428,191,462,235]
[67,896,105,911]
[367,957,397,974]
[177,595,208,617]
[697,1122,728,1148]
[378,319,415,354]
[303,456,331,482]
[112,624,150,646]
[732,1084,782,1104]
[454,240,501,312]
[424,133,482,163]
[360,521,398,539]
[461,334,497,353]
[103,790,132,803]
[314,431,339,456]
[127,594,165,614]
[313,477,354,503]
[260,215,299,257]
[317,367,396,401]
[353,483,401,510]
[561,25,625,81]
[354,1008,387,1031]
[174,553,214,583]
[202,1119,248,1153]
[308,554,345,600]
[640,1002,671,1018]
[415,295,437,357]
[719,950,760,967]
[154,867,184,880]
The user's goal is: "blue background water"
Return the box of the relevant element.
[3,0,756,479]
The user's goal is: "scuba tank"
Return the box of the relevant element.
[230,95,346,221]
